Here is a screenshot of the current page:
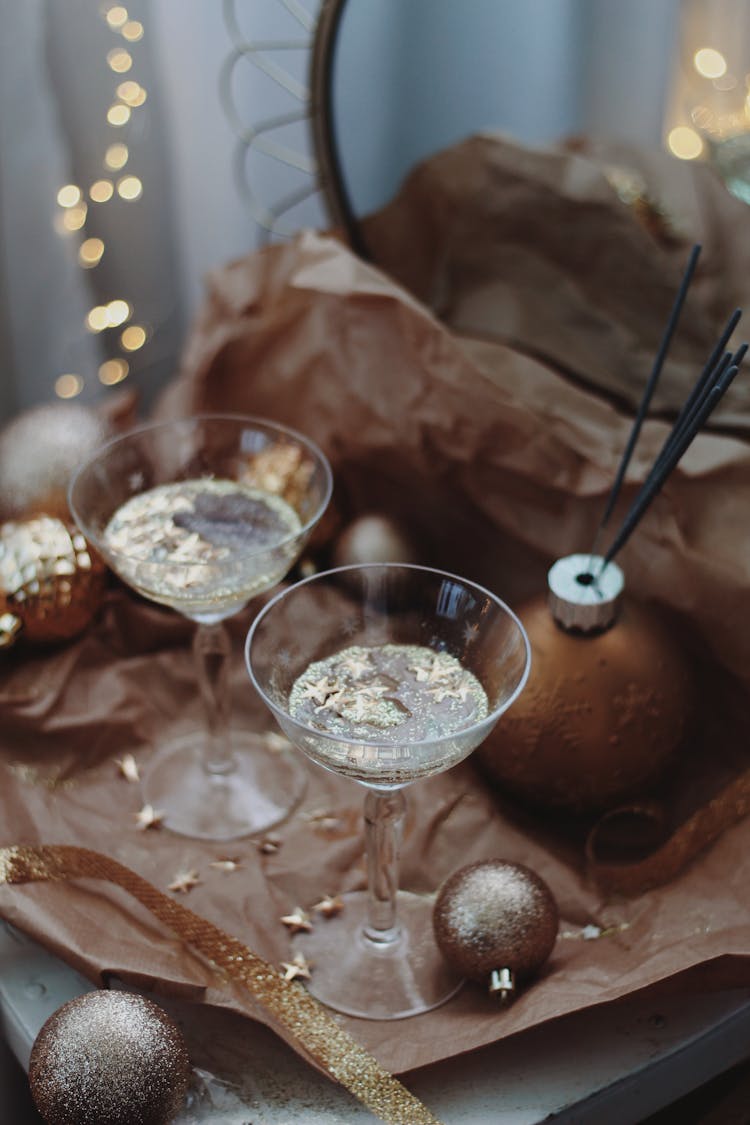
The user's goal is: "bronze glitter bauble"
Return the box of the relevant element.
[29,990,191,1125]
[476,593,692,812]
[433,860,558,997]
[0,402,109,521]
[0,515,106,647]
[333,514,419,568]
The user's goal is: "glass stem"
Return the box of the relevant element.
[363,787,406,945]
[193,621,234,776]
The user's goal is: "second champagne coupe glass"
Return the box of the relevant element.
[68,414,332,841]
[245,563,530,1019]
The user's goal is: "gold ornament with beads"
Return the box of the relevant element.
[0,515,106,648]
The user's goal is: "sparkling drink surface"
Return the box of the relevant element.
[104,478,302,617]
[289,643,488,785]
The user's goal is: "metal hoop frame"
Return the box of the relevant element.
[309,0,369,257]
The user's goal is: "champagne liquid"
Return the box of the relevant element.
[289,643,489,785]
[104,479,302,617]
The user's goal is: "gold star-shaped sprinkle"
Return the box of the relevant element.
[312,894,344,918]
[133,803,165,830]
[409,663,431,683]
[281,953,312,982]
[168,869,201,893]
[428,685,462,703]
[257,833,282,855]
[339,653,372,678]
[209,856,242,873]
[115,753,140,782]
[301,676,334,706]
[303,808,340,831]
[426,663,452,684]
[337,692,377,721]
[280,907,313,934]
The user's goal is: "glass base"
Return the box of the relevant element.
[141,729,307,841]
[291,890,464,1020]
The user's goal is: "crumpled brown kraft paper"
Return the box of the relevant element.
[358,133,750,432]
[2,138,750,1076]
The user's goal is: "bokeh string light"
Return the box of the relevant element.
[52,3,150,400]
[665,4,750,204]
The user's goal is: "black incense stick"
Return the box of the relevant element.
[591,243,702,552]
[655,307,742,465]
[657,342,747,471]
[600,352,744,569]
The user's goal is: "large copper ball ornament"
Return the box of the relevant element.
[476,594,692,812]
[433,859,558,998]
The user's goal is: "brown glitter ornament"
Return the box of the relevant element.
[0,515,106,647]
[476,554,692,812]
[433,860,558,999]
[28,990,191,1125]
[0,402,110,522]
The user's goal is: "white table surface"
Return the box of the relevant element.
[1,921,749,1124]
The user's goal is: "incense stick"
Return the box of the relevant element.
[591,243,702,556]
[656,343,746,471]
[599,350,745,569]
[655,306,742,465]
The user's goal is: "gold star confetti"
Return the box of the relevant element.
[302,808,341,831]
[339,652,372,678]
[319,688,343,711]
[281,952,312,982]
[312,894,344,918]
[168,869,201,893]
[409,651,456,685]
[257,833,282,855]
[133,803,165,830]
[280,907,313,934]
[428,685,462,703]
[301,676,334,706]
[209,856,242,873]
[115,753,140,782]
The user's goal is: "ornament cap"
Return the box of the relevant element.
[547,554,624,634]
[488,967,515,1001]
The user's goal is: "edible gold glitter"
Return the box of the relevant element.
[102,479,302,614]
[289,643,488,785]
[0,845,445,1125]
[290,645,487,742]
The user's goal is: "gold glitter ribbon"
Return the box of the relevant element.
[0,844,443,1125]
[587,768,750,895]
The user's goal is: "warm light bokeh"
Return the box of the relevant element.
[667,124,704,159]
[121,325,147,351]
[98,358,130,386]
[78,238,105,267]
[694,46,728,79]
[105,143,129,171]
[55,374,84,399]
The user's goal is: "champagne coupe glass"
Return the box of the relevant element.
[245,563,530,1019]
[68,414,332,841]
